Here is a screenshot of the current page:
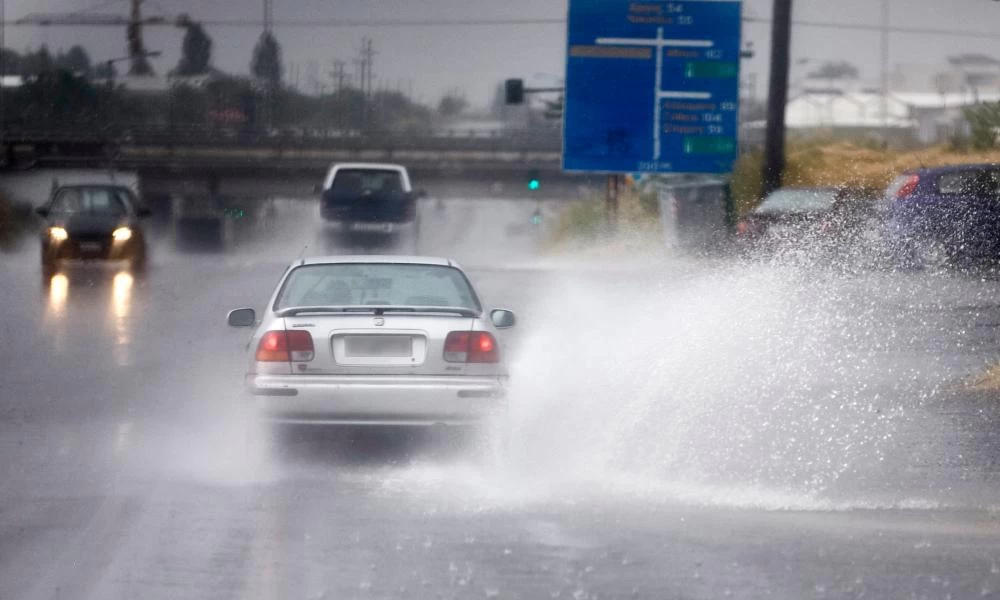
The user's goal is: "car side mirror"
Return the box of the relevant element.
[491,308,516,329]
[35,206,49,218]
[313,183,324,194]
[227,307,256,327]
[415,189,428,199]
[137,207,152,218]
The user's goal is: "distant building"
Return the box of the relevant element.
[743,89,1000,146]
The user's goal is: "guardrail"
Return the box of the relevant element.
[1,124,564,153]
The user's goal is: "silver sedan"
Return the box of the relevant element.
[227,255,515,427]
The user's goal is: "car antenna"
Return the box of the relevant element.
[296,242,310,262]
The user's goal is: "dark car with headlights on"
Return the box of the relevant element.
[37,185,150,273]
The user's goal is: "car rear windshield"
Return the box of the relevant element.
[330,169,405,197]
[935,169,1000,196]
[275,263,481,312]
[756,189,839,215]
[51,187,131,215]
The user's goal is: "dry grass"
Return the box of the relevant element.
[545,188,663,254]
[968,363,1000,393]
[733,141,1000,216]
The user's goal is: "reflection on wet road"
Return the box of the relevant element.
[3,197,1000,599]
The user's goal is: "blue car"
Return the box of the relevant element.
[884,164,1000,266]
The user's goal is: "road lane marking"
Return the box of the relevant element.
[115,421,133,454]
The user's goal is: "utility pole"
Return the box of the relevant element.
[1,0,5,150]
[355,38,376,129]
[127,0,153,76]
[331,60,347,93]
[760,0,794,197]
[880,0,890,132]
[361,38,376,99]
[263,0,273,33]
[261,0,274,130]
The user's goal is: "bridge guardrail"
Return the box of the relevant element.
[1,124,564,153]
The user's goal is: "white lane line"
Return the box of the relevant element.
[115,421,133,454]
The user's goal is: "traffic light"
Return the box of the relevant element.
[526,169,540,191]
[505,78,524,105]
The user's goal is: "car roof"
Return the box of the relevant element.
[329,163,408,172]
[297,255,459,268]
[56,183,134,190]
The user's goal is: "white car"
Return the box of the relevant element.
[228,255,515,427]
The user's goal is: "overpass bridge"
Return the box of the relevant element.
[2,125,567,174]
[1,125,600,199]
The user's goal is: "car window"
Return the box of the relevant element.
[51,188,130,215]
[756,189,839,214]
[276,264,480,311]
[330,169,404,196]
[936,170,1000,196]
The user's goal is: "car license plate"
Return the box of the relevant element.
[79,241,103,252]
[351,223,392,233]
[345,335,412,357]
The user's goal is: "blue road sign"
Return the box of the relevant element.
[563,0,742,174]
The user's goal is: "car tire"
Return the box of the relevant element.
[910,240,950,271]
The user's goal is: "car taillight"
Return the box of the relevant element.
[256,330,315,362]
[444,331,499,363]
[895,174,920,199]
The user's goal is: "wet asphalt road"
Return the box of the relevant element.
[3,198,1000,599]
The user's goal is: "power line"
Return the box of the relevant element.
[741,16,1000,40]
[65,0,130,18]
[3,15,1000,41]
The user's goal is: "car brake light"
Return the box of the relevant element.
[444,331,499,363]
[256,330,315,362]
[895,174,920,199]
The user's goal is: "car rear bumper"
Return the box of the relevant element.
[245,374,506,426]
[322,220,415,234]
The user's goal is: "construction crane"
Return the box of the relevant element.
[15,0,196,77]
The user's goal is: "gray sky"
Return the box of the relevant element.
[4,0,1000,106]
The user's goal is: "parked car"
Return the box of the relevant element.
[227,255,516,433]
[735,186,880,254]
[36,184,150,274]
[883,164,1000,266]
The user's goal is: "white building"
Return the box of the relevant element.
[758,89,1000,145]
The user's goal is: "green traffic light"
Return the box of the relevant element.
[528,180,540,191]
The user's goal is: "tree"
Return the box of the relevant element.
[16,70,100,124]
[964,101,1000,150]
[173,22,213,76]
[0,48,23,75]
[56,45,92,76]
[93,61,117,80]
[806,60,860,81]
[437,93,468,117]
[251,32,282,86]
[21,46,54,76]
